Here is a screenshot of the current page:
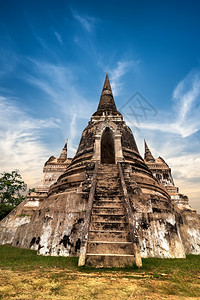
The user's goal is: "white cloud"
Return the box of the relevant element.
[0,47,19,78]
[134,129,200,212]
[173,71,200,136]
[53,31,63,45]
[173,177,200,212]
[110,61,133,95]
[71,10,95,32]
[23,59,96,156]
[68,113,77,156]
[30,24,49,51]
[127,69,200,212]
[0,96,59,187]
[24,59,95,115]
[167,153,200,180]
[133,70,200,138]
[98,59,138,96]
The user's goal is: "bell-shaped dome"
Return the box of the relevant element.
[49,74,169,200]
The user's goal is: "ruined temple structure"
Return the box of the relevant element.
[1,74,200,267]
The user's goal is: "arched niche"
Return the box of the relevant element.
[100,127,115,164]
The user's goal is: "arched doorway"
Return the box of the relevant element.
[101,127,115,164]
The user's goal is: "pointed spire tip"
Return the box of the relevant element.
[144,140,155,162]
[92,74,122,116]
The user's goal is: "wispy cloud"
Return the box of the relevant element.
[109,60,138,95]
[0,46,19,78]
[127,69,200,212]
[167,153,200,180]
[134,130,200,212]
[167,153,200,211]
[0,96,59,187]
[23,59,96,156]
[71,9,95,32]
[24,59,95,117]
[173,178,200,210]
[127,69,200,138]
[29,23,49,50]
[53,31,63,45]
[97,59,138,96]
[68,113,77,155]
[173,71,200,137]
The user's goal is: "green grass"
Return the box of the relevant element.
[0,245,78,271]
[0,245,200,299]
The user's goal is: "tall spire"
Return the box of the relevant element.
[58,139,68,163]
[144,140,155,162]
[93,73,121,116]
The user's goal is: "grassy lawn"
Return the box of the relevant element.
[0,245,200,299]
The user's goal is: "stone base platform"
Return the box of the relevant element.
[85,254,136,268]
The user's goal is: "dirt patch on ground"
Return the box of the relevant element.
[0,268,199,300]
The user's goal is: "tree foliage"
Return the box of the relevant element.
[0,170,27,207]
[0,203,14,221]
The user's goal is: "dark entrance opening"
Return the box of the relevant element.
[101,127,115,164]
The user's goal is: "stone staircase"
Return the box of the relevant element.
[85,164,135,267]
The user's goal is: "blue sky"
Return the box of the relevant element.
[0,0,200,211]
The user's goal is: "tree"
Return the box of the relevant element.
[0,170,27,220]
[0,203,14,221]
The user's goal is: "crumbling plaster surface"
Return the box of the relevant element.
[138,212,185,258]
[0,191,88,257]
[175,208,200,254]
[127,191,186,258]
[0,199,35,245]
[36,191,87,256]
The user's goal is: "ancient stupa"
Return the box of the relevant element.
[0,74,200,267]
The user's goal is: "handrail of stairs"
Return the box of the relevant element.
[117,162,142,267]
[78,161,98,266]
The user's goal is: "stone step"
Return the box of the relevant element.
[97,170,118,174]
[94,196,123,200]
[97,174,119,178]
[93,200,123,204]
[96,184,121,190]
[97,174,119,179]
[98,167,118,170]
[94,197,123,202]
[97,169,118,173]
[96,186,121,191]
[97,177,119,181]
[96,179,119,183]
[94,194,124,202]
[98,165,118,169]
[96,183,122,190]
[97,173,118,176]
[96,180,120,189]
[91,214,126,222]
[96,181,120,185]
[90,221,128,231]
[92,207,125,214]
[96,179,120,185]
[87,241,133,255]
[97,175,120,179]
[85,254,135,268]
[89,230,131,242]
[95,191,123,197]
[93,201,124,208]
